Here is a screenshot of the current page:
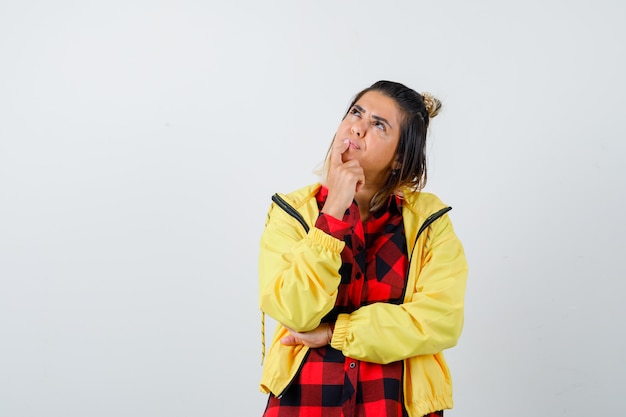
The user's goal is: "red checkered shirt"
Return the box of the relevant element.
[263,187,443,417]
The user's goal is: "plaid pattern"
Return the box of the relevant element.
[263,188,442,417]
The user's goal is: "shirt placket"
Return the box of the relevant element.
[342,357,359,417]
[342,213,365,417]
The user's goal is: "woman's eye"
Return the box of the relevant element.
[374,121,385,131]
[350,108,361,117]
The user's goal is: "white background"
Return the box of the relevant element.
[1,1,625,416]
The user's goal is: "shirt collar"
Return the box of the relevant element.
[317,186,402,216]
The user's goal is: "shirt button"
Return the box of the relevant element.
[349,362,356,369]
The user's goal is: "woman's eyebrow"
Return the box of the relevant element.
[354,104,392,129]
[372,114,392,129]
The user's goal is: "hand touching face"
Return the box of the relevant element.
[322,91,403,218]
[335,91,402,176]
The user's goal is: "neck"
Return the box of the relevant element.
[354,188,376,221]
[354,171,390,221]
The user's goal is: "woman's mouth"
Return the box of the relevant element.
[346,139,360,150]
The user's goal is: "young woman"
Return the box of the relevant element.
[258,80,468,417]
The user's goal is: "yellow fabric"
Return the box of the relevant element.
[258,183,468,416]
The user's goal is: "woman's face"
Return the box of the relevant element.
[334,90,403,182]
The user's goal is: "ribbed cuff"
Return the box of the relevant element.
[308,227,346,254]
[330,313,350,351]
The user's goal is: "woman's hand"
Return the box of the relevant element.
[322,139,364,219]
[280,323,333,348]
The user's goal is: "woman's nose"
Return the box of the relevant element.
[351,121,364,137]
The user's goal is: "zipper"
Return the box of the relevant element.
[268,192,312,398]
[401,206,452,302]
[276,349,311,399]
[400,205,453,386]
[272,193,310,233]
[408,206,452,267]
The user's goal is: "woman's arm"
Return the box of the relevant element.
[330,214,468,363]
[258,202,345,332]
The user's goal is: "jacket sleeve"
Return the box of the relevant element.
[330,213,467,363]
[258,202,345,332]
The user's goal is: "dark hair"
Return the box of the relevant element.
[324,80,442,212]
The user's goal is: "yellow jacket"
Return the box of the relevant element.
[258,183,468,417]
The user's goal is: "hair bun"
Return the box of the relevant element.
[421,92,442,118]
